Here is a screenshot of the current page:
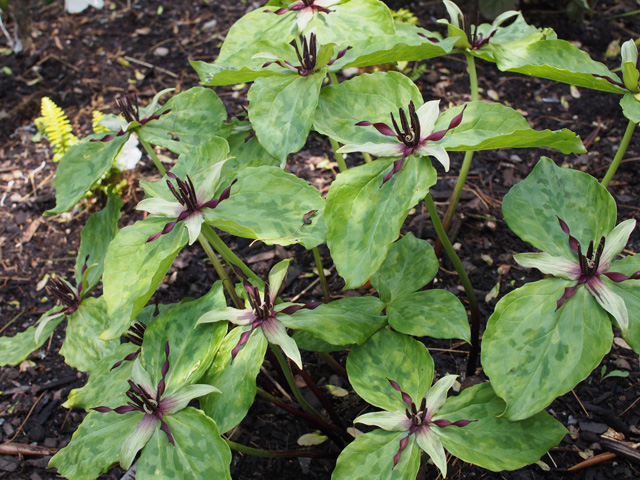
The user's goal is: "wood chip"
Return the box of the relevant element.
[21,218,42,243]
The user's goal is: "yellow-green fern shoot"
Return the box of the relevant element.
[36,97,78,161]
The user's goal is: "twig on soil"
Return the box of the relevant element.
[123,55,178,78]
[4,391,45,443]
[260,366,293,403]
[568,451,618,471]
[619,396,640,417]
[289,266,335,303]
[0,443,57,456]
[0,309,25,335]
[571,389,589,418]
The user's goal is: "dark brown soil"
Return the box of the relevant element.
[1,1,639,479]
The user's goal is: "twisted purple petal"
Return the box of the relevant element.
[381,158,406,186]
[159,418,175,445]
[393,433,412,467]
[200,179,237,209]
[387,378,413,406]
[556,284,579,310]
[557,217,580,254]
[356,120,396,137]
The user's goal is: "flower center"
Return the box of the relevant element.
[46,278,80,315]
[127,322,147,347]
[126,381,159,415]
[405,397,429,427]
[579,236,605,278]
[302,0,314,6]
[391,101,421,148]
[115,95,141,124]
[292,33,317,76]
[166,173,199,212]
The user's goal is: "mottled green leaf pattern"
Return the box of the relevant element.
[45,134,129,216]
[201,327,268,433]
[61,296,120,372]
[136,408,232,480]
[502,157,616,258]
[438,383,567,471]
[347,329,434,412]
[605,254,640,354]
[102,217,189,340]
[482,279,612,420]
[206,166,327,249]
[326,157,436,289]
[387,290,470,342]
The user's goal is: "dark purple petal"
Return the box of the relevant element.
[424,105,466,142]
[557,217,580,254]
[603,272,631,282]
[277,301,321,315]
[231,328,255,361]
[556,284,578,310]
[387,378,413,406]
[114,405,138,414]
[593,74,627,90]
[199,179,237,210]
[381,158,406,186]
[157,342,170,398]
[393,433,412,467]
[327,46,352,65]
[264,8,290,14]
[140,109,171,125]
[111,348,142,370]
[631,271,640,279]
[431,418,474,428]
[417,32,440,43]
[146,221,177,243]
[92,406,114,413]
[90,129,127,142]
[356,120,396,137]
[159,418,175,445]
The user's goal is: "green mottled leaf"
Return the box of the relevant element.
[64,342,138,410]
[438,383,567,471]
[201,327,268,433]
[502,157,616,258]
[436,101,586,154]
[332,429,420,480]
[102,217,189,340]
[333,23,456,69]
[388,290,470,342]
[492,40,627,93]
[314,71,423,146]
[347,329,434,412]
[0,307,63,367]
[620,93,640,123]
[75,188,123,293]
[247,71,325,160]
[61,296,120,372]
[293,330,347,352]
[605,254,640,354]
[326,157,436,289]
[138,87,229,154]
[136,408,231,480]
[226,127,283,173]
[370,232,439,303]
[49,410,138,480]
[279,296,386,345]
[206,166,326,249]
[482,279,612,420]
[45,134,129,215]
[141,282,228,392]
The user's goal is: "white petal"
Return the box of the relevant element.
[262,318,302,369]
[136,198,183,217]
[337,142,403,157]
[514,252,580,280]
[131,358,155,398]
[195,161,225,203]
[197,307,255,326]
[252,52,281,61]
[416,100,440,137]
[442,0,463,28]
[296,8,314,33]
[184,213,204,246]
[425,375,458,414]
[415,427,448,478]
[417,145,450,172]
[34,311,64,344]
[268,259,292,304]
[600,219,636,270]
[622,39,638,66]
[316,0,340,6]
[120,414,158,470]
[160,384,221,415]
[586,277,629,332]
[489,10,520,34]
[353,411,410,432]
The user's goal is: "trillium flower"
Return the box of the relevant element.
[111,321,146,370]
[197,259,318,369]
[515,217,640,331]
[93,342,220,470]
[354,376,473,476]
[136,167,236,245]
[254,32,351,77]
[437,0,519,50]
[338,100,465,184]
[265,0,340,33]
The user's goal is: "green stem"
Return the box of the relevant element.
[201,226,262,285]
[466,51,479,103]
[602,119,637,187]
[329,137,348,173]
[197,233,242,308]
[312,247,331,302]
[139,138,166,176]
[425,193,480,377]
[318,352,348,381]
[362,152,372,163]
[225,439,334,458]
[271,345,324,423]
[329,71,339,85]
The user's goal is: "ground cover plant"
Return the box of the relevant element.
[1,1,639,479]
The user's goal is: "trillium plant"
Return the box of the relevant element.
[2,1,639,479]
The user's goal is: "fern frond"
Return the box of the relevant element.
[39,97,78,161]
[92,111,110,133]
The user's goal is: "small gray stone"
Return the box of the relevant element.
[154,47,169,57]
[2,421,15,437]
[43,437,57,448]
[0,455,19,472]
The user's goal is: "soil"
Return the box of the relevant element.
[1,1,639,479]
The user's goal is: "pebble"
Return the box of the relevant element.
[0,456,18,472]
[27,423,46,442]
[154,47,169,57]
[2,422,15,437]
[43,437,57,448]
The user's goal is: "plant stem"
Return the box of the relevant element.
[271,346,325,423]
[139,138,166,176]
[318,352,348,381]
[362,152,372,163]
[296,365,344,429]
[312,247,332,302]
[329,137,348,173]
[201,226,262,285]
[425,193,480,377]
[197,233,242,308]
[225,439,334,458]
[602,119,637,187]
[329,71,339,85]
[465,51,479,103]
